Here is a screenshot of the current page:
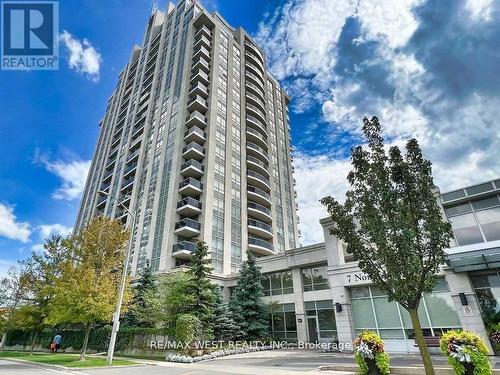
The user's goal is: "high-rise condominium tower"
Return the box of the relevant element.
[75,0,300,276]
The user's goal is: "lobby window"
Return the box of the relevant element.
[350,279,460,340]
[471,272,500,319]
[445,195,500,246]
[302,265,329,291]
[269,303,297,341]
[262,271,293,296]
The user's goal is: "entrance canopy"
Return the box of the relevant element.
[446,245,500,272]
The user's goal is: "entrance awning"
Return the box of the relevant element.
[446,246,500,272]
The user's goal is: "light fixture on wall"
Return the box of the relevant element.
[459,292,468,306]
[335,302,342,313]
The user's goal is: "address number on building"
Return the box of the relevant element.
[345,273,370,285]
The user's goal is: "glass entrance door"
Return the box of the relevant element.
[307,316,318,343]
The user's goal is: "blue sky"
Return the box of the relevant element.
[1,0,500,274]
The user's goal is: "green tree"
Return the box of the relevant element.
[230,252,268,341]
[123,260,156,327]
[186,241,216,332]
[46,217,131,360]
[141,271,195,331]
[321,116,453,375]
[213,288,240,342]
[1,235,68,352]
[0,266,25,351]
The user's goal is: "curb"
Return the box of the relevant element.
[319,365,500,375]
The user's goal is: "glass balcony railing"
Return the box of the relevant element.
[247,186,271,201]
[179,178,203,191]
[248,236,273,251]
[247,170,270,186]
[172,241,197,253]
[175,218,201,231]
[177,197,202,210]
[181,159,205,172]
[248,219,272,233]
[248,202,272,216]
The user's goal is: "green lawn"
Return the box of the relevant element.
[0,351,136,368]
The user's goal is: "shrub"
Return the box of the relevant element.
[353,331,390,375]
[175,314,202,345]
[440,330,491,375]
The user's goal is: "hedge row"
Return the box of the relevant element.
[5,326,168,352]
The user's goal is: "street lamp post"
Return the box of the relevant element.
[97,191,135,365]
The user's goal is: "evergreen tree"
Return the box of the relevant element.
[213,288,241,342]
[229,252,269,341]
[186,241,217,332]
[123,260,156,327]
[321,116,453,375]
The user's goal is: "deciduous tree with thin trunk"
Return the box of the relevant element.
[321,116,453,375]
[46,217,131,360]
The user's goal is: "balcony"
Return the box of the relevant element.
[248,201,272,222]
[246,103,267,125]
[245,71,265,91]
[245,63,265,85]
[96,195,107,208]
[245,41,265,65]
[248,219,273,239]
[176,197,202,216]
[195,25,212,39]
[247,170,271,191]
[192,57,210,73]
[102,168,114,182]
[180,159,205,178]
[189,82,209,98]
[121,176,135,192]
[123,163,137,178]
[172,240,197,258]
[246,115,267,135]
[182,142,205,160]
[246,127,268,149]
[186,111,208,128]
[187,95,208,113]
[247,156,270,177]
[179,177,203,196]
[184,126,206,143]
[194,34,211,50]
[246,92,266,113]
[193,46,211,61]
[245,81,265,98]
[174,218,201,237]
[126,150,140,164]
[247,186,272,206]
[247,142,269,164]
[248,236,274,256]
[245,52,265,75]
[190,69,210,86]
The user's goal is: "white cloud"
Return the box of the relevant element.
[465,0,494,21]
[60,30,102,82]
[37,154,91,201]
[38,224,73,239]
[258,0,500,245]
[0,203,31,243]
[294,153,351,244]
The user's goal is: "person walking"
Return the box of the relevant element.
[52,334,62,353]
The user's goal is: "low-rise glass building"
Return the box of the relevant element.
[227,178,500,353]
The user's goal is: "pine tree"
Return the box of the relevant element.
[123,260,156,327]
[186,241,217,332]
[213,288,241,342]
[229,252,269,341]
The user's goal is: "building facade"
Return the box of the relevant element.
[75,1,300,276]
[247,179,500,353]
